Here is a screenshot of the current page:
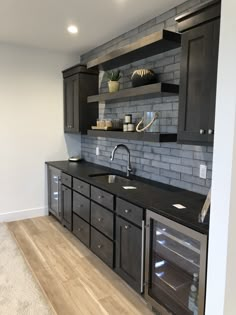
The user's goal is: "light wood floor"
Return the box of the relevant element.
[7,216,153,315]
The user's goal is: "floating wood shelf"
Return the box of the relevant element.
[87,130,177,143]
[87,83,179,103]
[87,30,181,70]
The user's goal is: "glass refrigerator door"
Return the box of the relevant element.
[145,212,207,315]
[48,167,61,218]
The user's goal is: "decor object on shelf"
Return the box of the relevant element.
[105,70,121,93]
[136,112,159,133]
[131,69,157,87]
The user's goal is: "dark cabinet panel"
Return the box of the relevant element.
[64,74,79,133]
[116,198,143,227]
[73,178,90,197]
[178,19,220,145]
[91,227,114,268]
[91,202,114,240]
[62,185,72,230]
[115,217,143,293]
[91,186,114,211]
[63,65,98,134]
[73,192,90,223]
[61,173,72,188]
[73,214,90,247]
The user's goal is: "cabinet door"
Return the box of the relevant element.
[115,217,143,293]
[62,185,72,230]
[178,19,220,145]
[64,74,79,133]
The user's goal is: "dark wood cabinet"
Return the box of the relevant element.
[62,65,98,134]
[62,184,72,230]
[73,214,90,247]
[115,216,143,293]
[176,0,220,145]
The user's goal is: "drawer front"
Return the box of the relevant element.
[91,186,114,210]
[73,192,90,222]
[73,214,90,247]
[116,198,143,227]
[73,178,90,198]
[91,227,113,268]
[61,173,72,188]
[91,202,114,240]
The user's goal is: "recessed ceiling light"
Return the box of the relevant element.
[67,25,78,34]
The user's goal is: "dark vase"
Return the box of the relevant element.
[131,69,157,87]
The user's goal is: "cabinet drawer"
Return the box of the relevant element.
[73,192,90,223]
[61,173,72,188]
[116,198,143,227]
[73,178,90,197]
[73,214,90,247]
[91,202,114,240]
[91,227,113,268]
[91,186,114,210]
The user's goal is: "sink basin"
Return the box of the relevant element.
[89,173,132,185]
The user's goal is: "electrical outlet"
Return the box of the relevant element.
[96,146,100,156]
[199,164,207,179]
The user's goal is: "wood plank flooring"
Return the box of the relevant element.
[7,216,153,315]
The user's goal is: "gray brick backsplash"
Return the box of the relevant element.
[80,0,212,196]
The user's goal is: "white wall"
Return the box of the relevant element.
[206,0,236,314]
[0,43,80,221]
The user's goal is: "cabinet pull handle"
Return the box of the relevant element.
[208,129,214,135]
[97,244,102,249]
[78,185,83,189]
[141,220,145,294]
[124,209,130,214]
[98,195,104,199]
[200,129,205,135]
[97,218,102,222]
[124,225,130,230]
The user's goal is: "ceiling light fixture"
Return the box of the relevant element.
[67,25,78,34]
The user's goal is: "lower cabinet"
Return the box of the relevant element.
[115,216,143,293]
[62,185,72,230]
[91,227,114,268]
[73,214,90,247]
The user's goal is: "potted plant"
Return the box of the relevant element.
[105,70,121,93]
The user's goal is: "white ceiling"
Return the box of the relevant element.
[0,0,186,55]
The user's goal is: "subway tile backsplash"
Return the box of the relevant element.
[80,0,212,196]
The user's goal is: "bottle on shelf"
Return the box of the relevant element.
[188,273,199,315]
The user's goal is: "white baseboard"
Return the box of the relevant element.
[0,207,48,222]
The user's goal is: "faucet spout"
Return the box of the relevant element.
[110,144,132,177]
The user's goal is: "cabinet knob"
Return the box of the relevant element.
[200,129,205,135]
[78,186,83,189]
[97,244,102,249]
[124,209,130,214]
[124,225,130,230]
[98,195,104,199]
[78,204,83,208]
[208,129,214,135]
[97,217,102,222]
[78,228,82,232]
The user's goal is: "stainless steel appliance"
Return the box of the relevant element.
[47,166,62,221]
[145,210,207,315]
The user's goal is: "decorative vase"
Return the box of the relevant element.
[108,81,120,93]
[131,69,157,87]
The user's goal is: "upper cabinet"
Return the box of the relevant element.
[62,64,99,134]
[176,0,221,145]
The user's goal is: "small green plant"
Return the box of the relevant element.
[105,70,121,81]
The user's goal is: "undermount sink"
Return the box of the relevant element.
[89,173,132,185]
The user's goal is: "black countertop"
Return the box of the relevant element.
[46,160,209,234]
